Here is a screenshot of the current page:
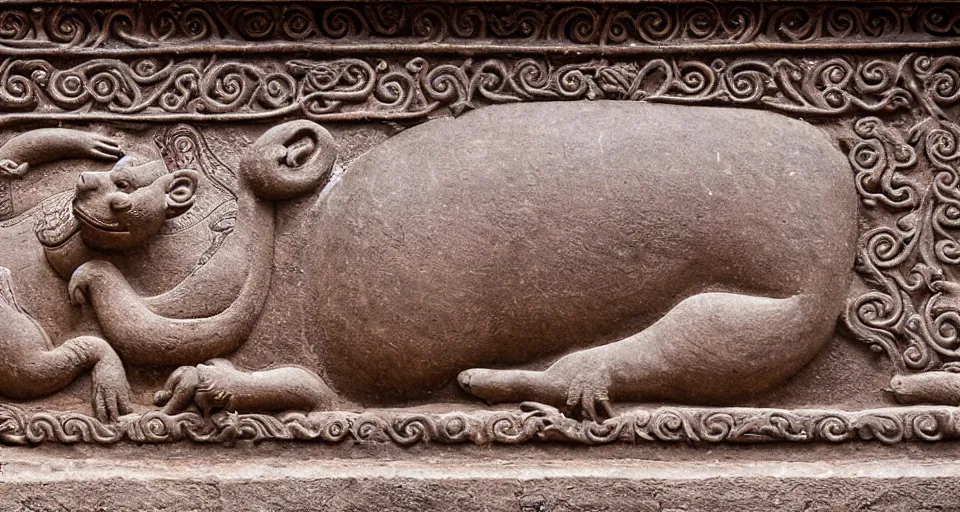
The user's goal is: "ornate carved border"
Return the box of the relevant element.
[2,404,955,446]
[3,3,960,56]
[0,53,938,125]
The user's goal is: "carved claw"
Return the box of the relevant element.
[67,260,115,306]
[564,367,616,423]
[92,380,133,423]
[459,362,618,422]
[81,133,124,162]
[154,365,201,414]
[90,357,133,423]
[67,271,89,306]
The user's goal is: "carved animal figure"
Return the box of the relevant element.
[0,121,335,421]
[156,101,858,419]
[67,120,336,366]
[0,129,134,421]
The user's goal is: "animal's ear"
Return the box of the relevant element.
[165,169,199,217]
[242,120,338,201]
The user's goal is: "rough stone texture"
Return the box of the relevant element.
[4,450,960,511]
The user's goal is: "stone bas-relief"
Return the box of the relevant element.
[0,119,337,422]
[5,1,960,447]
[0,102,858,423]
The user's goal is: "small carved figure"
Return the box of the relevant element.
[889,369,960,405]
[154,359,337,415]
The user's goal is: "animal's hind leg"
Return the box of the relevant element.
[3,336,132,421]
[459,292,833,420]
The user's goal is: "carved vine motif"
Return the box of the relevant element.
[0,54,948,124]
[1,403,954,446]
[2,3,960,54]
[843,55,960,376]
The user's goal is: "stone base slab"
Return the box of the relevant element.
[3,452,960,511]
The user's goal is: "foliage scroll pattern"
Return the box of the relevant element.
[1,403,955,446]
[842,55,960,374]
[0,54,943,123]
[2,3,960,52]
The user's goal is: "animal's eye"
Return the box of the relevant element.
[113,179,133,192]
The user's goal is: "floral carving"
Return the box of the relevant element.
[843,55,960,375]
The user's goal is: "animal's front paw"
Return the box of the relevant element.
[68,260,116,306]
[459,356,618,422]
[67,274,89,306]
[90,356,133,423]
[68,262,95,305]
[558,364,616,422]
[71,132,124,162]
[0,159,28,178]
[538,350,619,422]
[154,365,202,414]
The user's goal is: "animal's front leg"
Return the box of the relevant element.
[0,128,123,177]
[68,260,257,366]
[9,336,134,422]
[70,336,135,422]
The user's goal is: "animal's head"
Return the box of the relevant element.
[194,373,233,414]
[72,159,199,251]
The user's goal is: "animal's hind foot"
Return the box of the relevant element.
[156,359,338,414]
[458,354,617,422]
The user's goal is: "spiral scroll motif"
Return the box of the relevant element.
[0,54,936,123]
[0,4,955,51]
[841,53,960,377]
[2,404,956,446]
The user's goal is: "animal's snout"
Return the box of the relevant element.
[76,172,99,194]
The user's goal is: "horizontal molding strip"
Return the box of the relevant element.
[1,2,960,56]
[6,40,960,58]
[2,403,956,445]
[1,53,951,126]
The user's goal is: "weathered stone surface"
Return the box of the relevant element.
[5,0,960,508]
[5,450,960,511]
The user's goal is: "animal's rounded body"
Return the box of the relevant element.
[306,101,858,403]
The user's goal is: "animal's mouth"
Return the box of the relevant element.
[72,205,128,233]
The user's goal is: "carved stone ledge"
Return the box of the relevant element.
[2,2,959,56]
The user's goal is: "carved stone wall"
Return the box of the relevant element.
[3,1,960,456]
